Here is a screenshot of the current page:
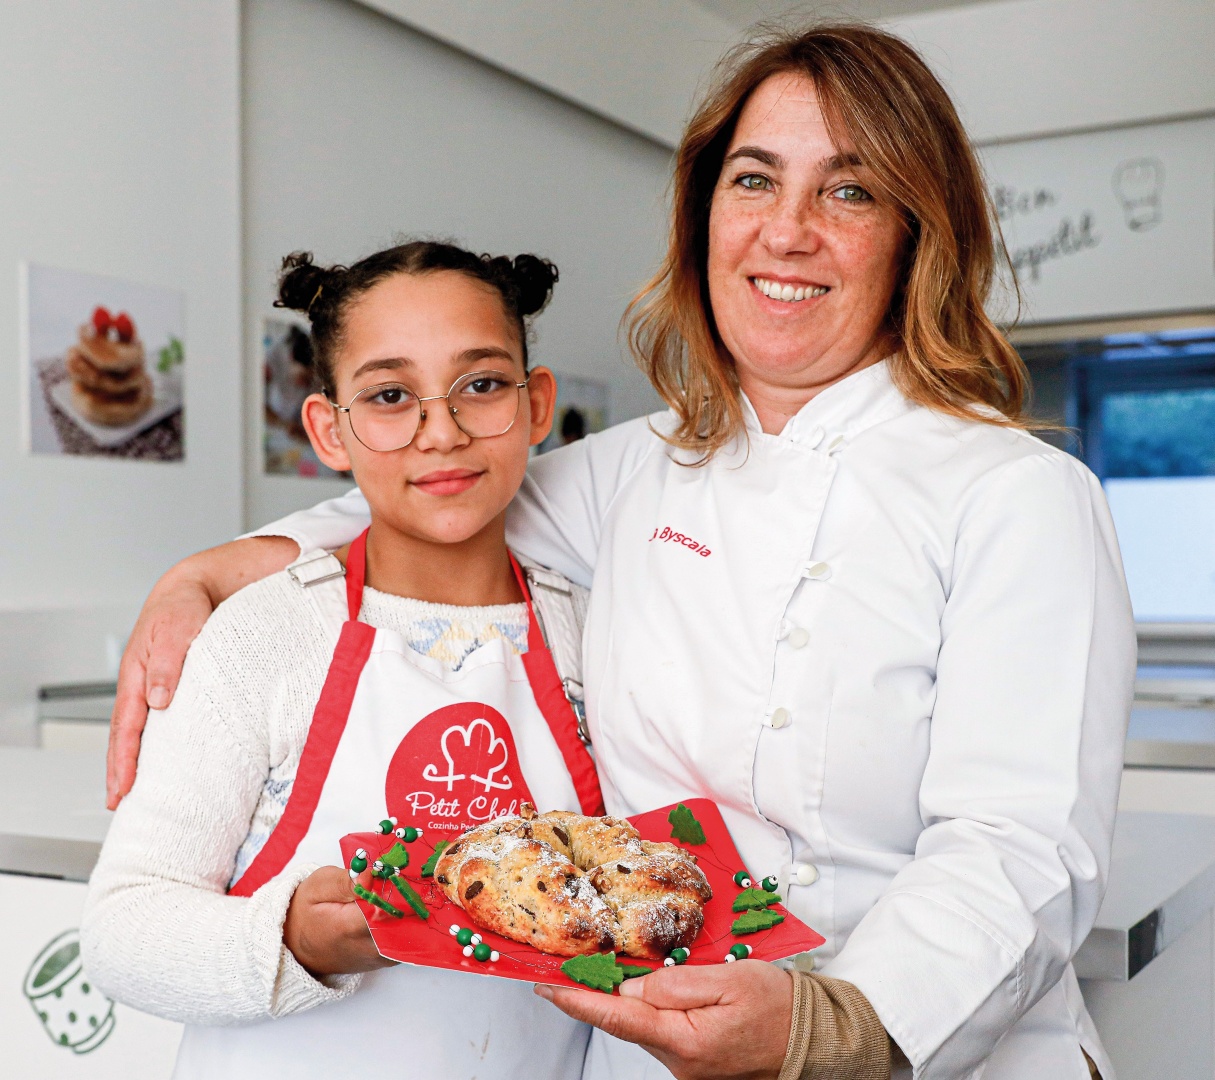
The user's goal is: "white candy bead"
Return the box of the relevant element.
[664,957,676,967]
[471,934,483,945]
[490,951,500,962]
[724,953,737,962]
[463,945,474,957]
[449,924,461,936]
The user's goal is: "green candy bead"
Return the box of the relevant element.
[732,871,752,888]
[669,948,689,964]
[378,818,396,835]
[456,928,474,946]
[402,826,419,843]
[728,943,751,960]
[350,853,368,874]
[473,942,492,962]
[761,876,779,892]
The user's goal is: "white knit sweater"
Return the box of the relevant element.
[80,567,527,1026]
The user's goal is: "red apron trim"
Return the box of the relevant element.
[345,529,368,622]
[228,619,376,897]
[509,555,605,816]
[230,530,603,894]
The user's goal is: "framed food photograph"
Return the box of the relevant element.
[536,371,608,454]
[262,317,349,479]
[21,262,185,461]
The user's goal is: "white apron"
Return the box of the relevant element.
[174,530,603,1080]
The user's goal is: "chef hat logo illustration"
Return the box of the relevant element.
[1113,158,1164,231]
[23,929,116,1054]
[422,717,513,793]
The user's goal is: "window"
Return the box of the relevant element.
[1017,321,1215,622]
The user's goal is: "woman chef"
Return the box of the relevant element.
[105,24,1135,1080]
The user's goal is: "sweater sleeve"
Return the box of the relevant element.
[826,451,1136,1078]
[81,647,360,1025]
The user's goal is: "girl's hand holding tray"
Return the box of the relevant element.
[339,798,824,992]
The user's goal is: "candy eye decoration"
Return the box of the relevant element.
[394,825,420,843]
[378,817,398,835]
[732,871,753,888]
[348,849,369,878]
[663,947,690,968]
[449,925,497,962]
[724,943,753,962]
[761,876,779,893]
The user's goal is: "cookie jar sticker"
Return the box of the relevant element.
[24,929,115,1054]
[383,701,535,841]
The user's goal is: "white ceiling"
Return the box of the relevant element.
[691,0,998,28]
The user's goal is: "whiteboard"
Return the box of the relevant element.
[979,115,1215,324]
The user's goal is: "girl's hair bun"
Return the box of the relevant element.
[276,251,336,316]
[511,254,559,317]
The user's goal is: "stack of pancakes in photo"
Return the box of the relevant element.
[65,306,153,426]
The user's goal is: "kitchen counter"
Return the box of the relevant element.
[1076,811,1215,979]
[0,747,111,881]
[1125,705,1215,769]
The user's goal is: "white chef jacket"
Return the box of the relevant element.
[259,359,1136,1080]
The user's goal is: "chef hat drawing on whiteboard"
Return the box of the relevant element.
[1113,158,1164,231]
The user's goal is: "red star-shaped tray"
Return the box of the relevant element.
[340,798,824,991]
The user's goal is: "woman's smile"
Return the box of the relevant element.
[749,276,831,304]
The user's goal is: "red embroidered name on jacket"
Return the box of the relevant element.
[649,526,711,557]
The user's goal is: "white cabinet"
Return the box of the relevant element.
[0,874,180,1078]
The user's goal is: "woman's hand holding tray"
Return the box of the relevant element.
[339,798,824,992]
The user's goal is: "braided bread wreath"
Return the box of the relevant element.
[433,803,713,959]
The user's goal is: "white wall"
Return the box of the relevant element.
[0,2,241,741]
[359,0,736,147]
[885,0,1215,144]
[0,1,243,609]
[243,0,672,529]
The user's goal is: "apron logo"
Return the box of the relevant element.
[421,718,513,792]
[649,525,712,557]
[385,701,534,838]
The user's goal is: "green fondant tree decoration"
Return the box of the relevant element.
[731,909,785,935]
[561,951,626,993]
[733,886,781,912]
[381,842,410,869]
[667,803,706,846]
[420,842,450,877]
[617,963,654,980]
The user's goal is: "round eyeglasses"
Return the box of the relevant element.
[329,370,530,452]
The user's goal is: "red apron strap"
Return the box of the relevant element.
[345,529,369,622]
[510,554,605,816]
[228,619,376,897]
[229,533,374,897]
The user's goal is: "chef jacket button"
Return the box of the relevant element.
[827,434,846,454]
[802,561,832,581]
[786,626,810,649]
[793,862,819,886]
[767,707,792,729]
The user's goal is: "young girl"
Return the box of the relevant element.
[82,241,601,1078]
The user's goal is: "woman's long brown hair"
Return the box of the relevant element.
[627,23,1027,459]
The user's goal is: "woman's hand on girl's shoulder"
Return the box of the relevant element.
[283,866,396,978]
[536,958,793,1080]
